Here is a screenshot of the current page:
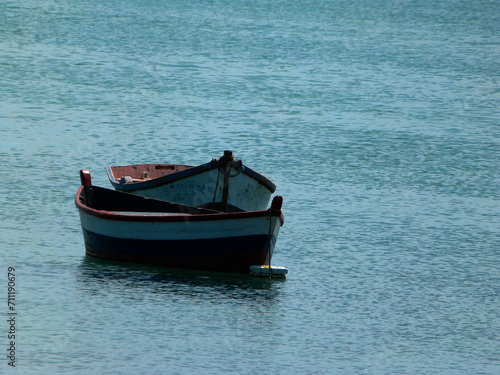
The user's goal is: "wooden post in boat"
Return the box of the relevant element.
[219,150,234,212]
[80,169,92,186]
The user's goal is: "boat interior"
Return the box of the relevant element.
[78,185,245,214]
[78,185,219,215]
[109,164,193,182]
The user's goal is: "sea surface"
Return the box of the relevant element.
[1,0,499,374]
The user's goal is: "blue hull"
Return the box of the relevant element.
[83,228,272,273]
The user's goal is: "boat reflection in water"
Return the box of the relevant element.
[76,257,285,303]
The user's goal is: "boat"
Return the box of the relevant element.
[75,170,285,274]
[106,150,276,212]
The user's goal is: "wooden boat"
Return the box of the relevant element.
[106,150,276,212]
[76,170,284,274]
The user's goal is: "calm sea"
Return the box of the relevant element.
[1,0,499,374]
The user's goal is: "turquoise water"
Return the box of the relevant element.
[1,0,499,374]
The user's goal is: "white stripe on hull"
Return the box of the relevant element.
[79,211,281,241]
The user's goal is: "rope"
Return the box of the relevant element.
[268,209,273,280]
[211,161,243,210]
[210,168,221,208]
[219,167,243,178]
